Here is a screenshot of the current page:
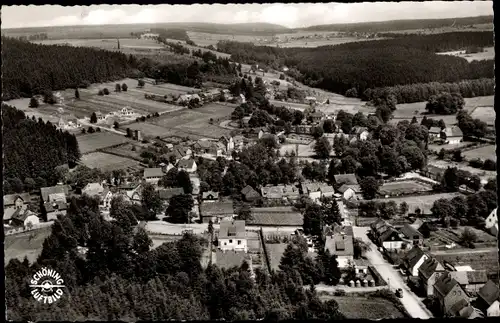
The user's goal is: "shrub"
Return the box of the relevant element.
[468,158,484,169]
[483,159,496,171]
[103,88,110,95]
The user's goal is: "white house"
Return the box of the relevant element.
[100,188,113,209]
[24,214,40,227]
[429,127,442,141]
[143,168,164,185]
[218,219,247,252]
[324,231,354,268]
[178,159,197,173]
[337,184,360,201]
[120,107,135,116]
[485,208,498,237]
[441,126,463,145]
[402,246,429,277]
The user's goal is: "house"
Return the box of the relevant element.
[120,184,142,204]
[434,273,471,316]
[441,126,463,145]
[476,280,500,317]
[232,135,246,151]
[309,111,324,124]
[120,107,134,116]
[353,127,370,141]
[324,232,354,268]
[241,185,261,202]
[218,219,247,252]
[334,174,358,186]
[100,188,113,209]
[247,207,303,230]
[354,258,370,275]
[378,227,404,251]
[215,250,251,270]
[420,165,446,181]
[143,168,164,184]
[301,182,335,202]
[10,209,39,227]
[202,191,219,202]
[484,208,498,237]
[261,185,300,201]
[200,200,234,223]
[410,218,424,230]
[429,127,442,141]
[193,140,218,155]
[158,187,184,202]
[177,159,197,173]
[219,136,235,152]
[458,306,484,319]
[57,116,81,129]
[418,257,447,296]
[337,184,360,201]
[450,270,488,294]
[95,112,106,121]
[401,246,429,276]
[44,201,68,221]
[3,193,31,224]
[41,185,69,203]
[399,223,424,246]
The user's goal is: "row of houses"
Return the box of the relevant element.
[370,218,425,251]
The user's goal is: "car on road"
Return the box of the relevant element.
[395,288,403,298]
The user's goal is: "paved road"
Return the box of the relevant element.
[353,226,433,319]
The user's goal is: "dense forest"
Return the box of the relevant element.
[2,104,81,193]
[217,32,494,96]
[1,37,136,100]
[5,195,344,321]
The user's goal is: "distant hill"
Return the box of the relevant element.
[1,22,291,39]
[298,15,494,33]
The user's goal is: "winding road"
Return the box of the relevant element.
[353,226,433,319]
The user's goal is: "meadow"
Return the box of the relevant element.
[33,38,165,51]
[379,181,433,196]
[320,295,406,319]
[436,46,494,62]
[428,158,496,182]
[4,227,52,265]
[461,145,496,161]
[469,106,495,126]
[372,192,465,215]
[77,132,131,154]
[80,152,141,171]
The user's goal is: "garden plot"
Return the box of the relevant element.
[77,132,131,154]
[320,295,406,319]
[462,145,496,161]
[428,159,496,181]
[379,181,433,196]
[280,143,315,157]
[103,143,143,160]
[80,152,141,171]
[126,122,173,138]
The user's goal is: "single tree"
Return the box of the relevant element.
[121,83,128,92]
[115,84,121,92]
[359,176,381,200]
[166,194,195,224]
[88,126,95,133]
[29,97,39,108]
[90,112,98,124]
[113,121,120,129]
[314,137,332,159]
[103,88,110,95]
[138,79,145,88]
[75,88,80,99]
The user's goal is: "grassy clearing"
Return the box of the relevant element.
[372,192,465,214]
[428,158,496,181]
[436,46,495,62]
[462,145,496,161]
[126,122,172,138]
[78,132,131,154]
[4,227,52,265]
[103,143,143,160]
[379,181,433,195]
[266,243,287,271]
[470,106,495,125]
[80,152,141,171]
[280,143,315,157]
[320,295,406,319]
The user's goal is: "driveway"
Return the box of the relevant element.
[353,226,433,319]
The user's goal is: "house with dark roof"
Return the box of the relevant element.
[476,280,500,317]
[441,126,463,145]
[378,227,404,251]
[418,257,447,296]
[457,305,485,319]
[324,231,354,268]
[337,184,361,201]
[434,272,471,316]
[3,193,31,224]
[192,140,218,155]
[247,207,303,229]
[10,209,40,228]
[177,158,197,173]
[450,270,488,294]
[241,185,261,202]
[200,200,234,223]
[401,246,429,276]
[44,200,68,222]
[143,168,164,184]
[218,219,247,252]
[202,191,219,202]
[301,182,335,201]
[400,223,424,246]
[215,250,251,270]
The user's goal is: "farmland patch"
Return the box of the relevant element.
[78,132,131,154]
[436,46,494,62]
[80,152,141,172]
[462,145,496,161]
[469,106,495,125]
[432,250,499,276]
[379,181,433,196]
[320,295,406,319]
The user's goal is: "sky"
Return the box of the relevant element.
[1,2,494,29]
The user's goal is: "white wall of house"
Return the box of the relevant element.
[487,300,500,317]
[337,255,354,268]
[343,189,356,200]
[219,238,247,252]
[24,215,40,227]
[382,241,404,251]
[410,255,429,276]
[309,191,322,201]
[145,177,161,185]
[446,137,462,144]
[101,192,113,209]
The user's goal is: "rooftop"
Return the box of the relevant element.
[178,158,196,169]
[443,126,464,138]
[144,168,164,178]
[478,280,500,306]
[434,273,460,297]
[419,257,445,280]
[400,223,423,239]
[219,219,246,239]
[325,234,354,257]
[41,185,69,202]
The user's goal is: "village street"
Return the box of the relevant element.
[353,226,433,319]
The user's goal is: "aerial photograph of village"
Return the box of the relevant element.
[2,1,498,321]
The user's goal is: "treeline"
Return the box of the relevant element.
[363,78,494,104]
[152,28,191,42]
[2,104,81,192]
[217,32,494,96]
[1,37,136,100]
[5,196,344,321]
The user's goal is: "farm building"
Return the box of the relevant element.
[45,201,68,222]
[399,223,424,246]
[401,246,429,277]
[377,226,405,251]
[143,168,164,184]
[449,270,489,294]
[120,184,142,205]
[177,159,197,173]
[82,182,104,196]
[429,127,442,141]
[476,280,500,317]
[433,273,471,316]
[82,183,113,209]
[219,136,235,152]
[247,207,303,230]
[57,116,81,130]
[441,126,463,145]
[337,184,360,201]
[3,193,31,224]
[9,209,40,227]
[241,185,261,202]
[418,257,447,296]
[200,200,234,223]
[484,208,498,237]
[218,219,247,252]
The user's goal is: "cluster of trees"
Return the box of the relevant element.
[153,28,191,42]
[359,200,409,219]
[425,92,465,115]
[431,177,496,228]
[6,196,344,321]
[456,110,489,139]
[468,158,497,171]
[421,116,446,130]
[362,78,494,104]
[2,105,81,194]
[437,166,485,193]
[2,37,134,100]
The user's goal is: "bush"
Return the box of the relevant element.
[98,90,104,96]
[121,83,128,91]
[468,158,484,169]
[483,159,496,171]
[279,73,285,80]
[103,88,110,95]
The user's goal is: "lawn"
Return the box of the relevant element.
[126,122,175,138]
[4,227,52,265]
[80,152,141,171]
[379,181,433,196]
[372,192,465,215]
[266,243,287,271]
[436,47,495,62]
[78,132,131,154]
[103,143,143,160]
[280,143,315,157]
[320,295,406,319]
[462,145,496,161]
[469,106,495,125]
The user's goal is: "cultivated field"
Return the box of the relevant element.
[33,38,165,51]
[321,295,406,319]
[80,152,141,171]
[436,46,495,62]
[187,31,269,47]
[433,226,497,245]
[462,145,496,161]
[373,192,465,214]
[469,106,495,126]
[4,227,52,265]
[103,143,143,160]
[78,132,131,154]
[379,181,433,196]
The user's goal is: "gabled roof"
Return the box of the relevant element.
[241,185,258,196]
[325,234,354,257]
[449,298,469,316]
[338,184,356,194]
[44,201,68,213]
[378,227,401,243]
[10,208,31,222]
[478,280,500,306]
[443,126,463,138]
[419,258,445,280]
[410,219,424,230]
[144,168,164,178]
[403,246,427,269]
[466,271,488,284]
[178,159,195,169]
[158,187,184,200]
[3,193,31,206]
[353,126,368,134]
[429,127,442,134]
[434,273,460,297]
[202,191,219,200]
[400,223,423,239]
[41,185,69,202]
[219,219,246,239]
[334,174,358,186]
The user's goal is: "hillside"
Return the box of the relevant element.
[299,15,493,33]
